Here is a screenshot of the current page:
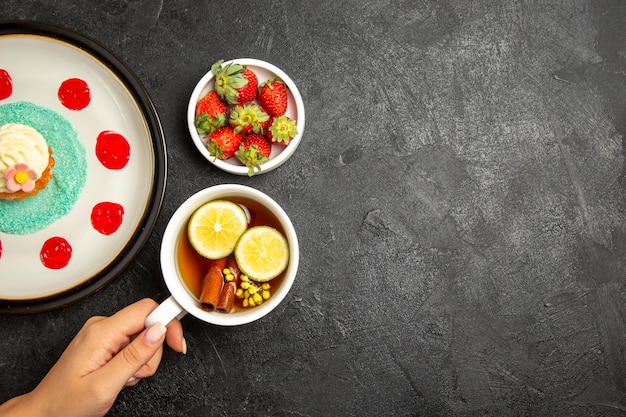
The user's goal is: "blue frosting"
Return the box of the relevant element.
[0,101,87,235]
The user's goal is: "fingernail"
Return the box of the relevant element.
[181,337,188,355]
[127,376,137,384]
[144,323,167,345]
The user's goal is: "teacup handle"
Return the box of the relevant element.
[145,295,188,327]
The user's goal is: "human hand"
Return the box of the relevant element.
[0,298,186,417]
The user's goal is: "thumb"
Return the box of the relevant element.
[98,322,167,388]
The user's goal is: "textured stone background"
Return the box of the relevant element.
[1,1,625,416]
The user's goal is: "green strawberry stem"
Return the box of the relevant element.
[229,103,270,134]
[235,143,269,176]
[269,116,297,145]
[195,113,227,134]
[212,60,248,105]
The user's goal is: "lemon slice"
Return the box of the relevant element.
[187,200,248,259]
[234,226,289,282]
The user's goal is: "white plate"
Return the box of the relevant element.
[0,22,166,313]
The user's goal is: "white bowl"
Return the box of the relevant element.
[187,58,305,176]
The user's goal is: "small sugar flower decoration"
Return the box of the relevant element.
[5,163,37,193]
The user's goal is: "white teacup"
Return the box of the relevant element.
[145,184,299,327]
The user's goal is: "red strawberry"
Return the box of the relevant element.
[207,126,243,160]
[194,90,228,134]
[228,103,270,134]
[257,78,288,117]
[195,90,226,116]
[235,134,272,176]
[243,134,272,157]
[237,69,258,102]
[211,60,258,105]
[266,115,297,146]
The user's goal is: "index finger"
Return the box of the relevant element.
[101,298,160,338]
[100,298,185,354]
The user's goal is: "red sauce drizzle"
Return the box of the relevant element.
[40,237,72,269]
[58,78,91,110]
[0,69,12,100]
[91,202,125,235]
[95,131,131,170]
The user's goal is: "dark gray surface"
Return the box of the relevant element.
[1,1,626,415]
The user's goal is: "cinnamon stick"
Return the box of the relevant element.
[198,257,227,312]
[216,282,236,313]
[217,255,240,313]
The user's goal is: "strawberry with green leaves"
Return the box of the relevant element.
[266,115,298,146]
[195,90,228,135]
[212,60,258,105]
[229,103,270,134]
[235,134,272,176]
[207,126,243,160]
[258,78,288,117]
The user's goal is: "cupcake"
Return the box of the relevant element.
[0,123,55,201]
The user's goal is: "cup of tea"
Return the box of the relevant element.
[145,184,299,326]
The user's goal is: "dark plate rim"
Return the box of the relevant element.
[0,20,167,314]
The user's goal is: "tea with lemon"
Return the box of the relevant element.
[176,197,288,312]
